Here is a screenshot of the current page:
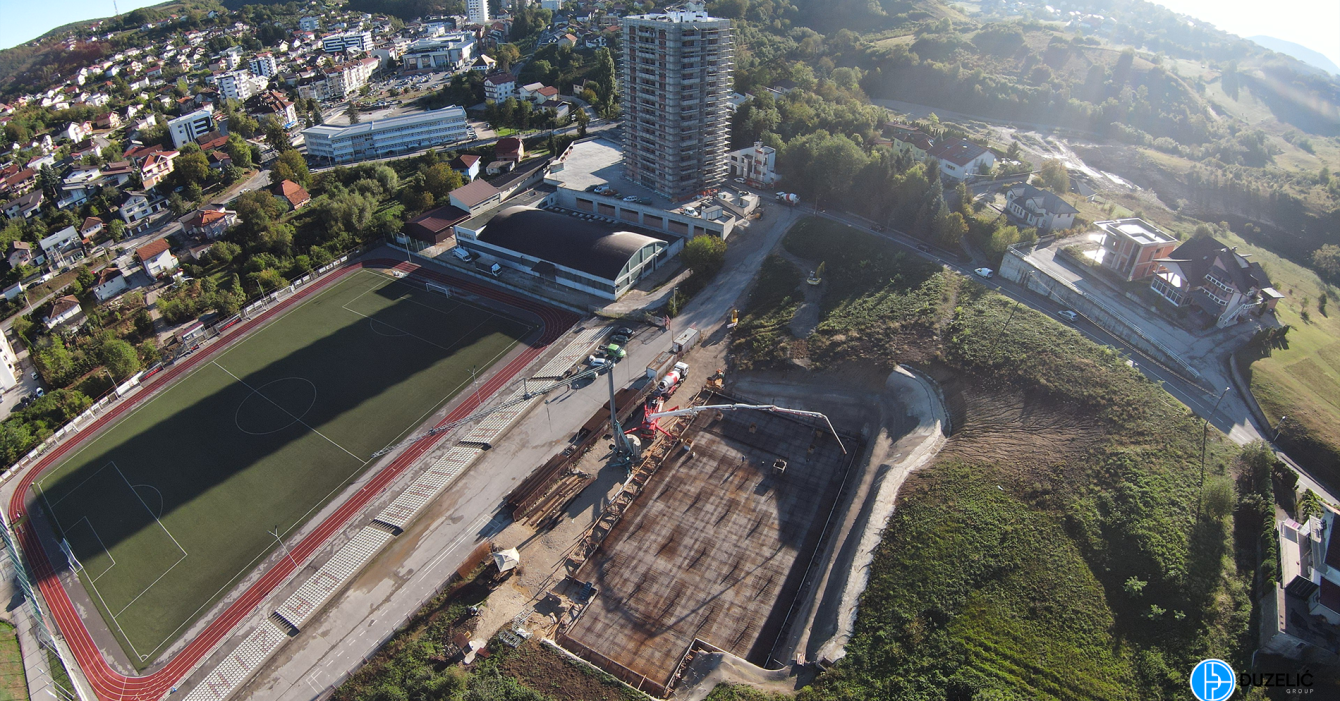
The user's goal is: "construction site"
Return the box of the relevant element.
[525,389,858,697]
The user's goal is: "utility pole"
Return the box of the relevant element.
[988,301,1021,357]
[1198,387,1231,517]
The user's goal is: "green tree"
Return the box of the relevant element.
[682,235,727,276]
[1038,158,1070,194]
[592,47,617,115]
[273,150,310,187]
[101,339,141,380]
[208,241,241,266]
[172,149,211,189]
[225,133,253,170]
[345,102,360,125]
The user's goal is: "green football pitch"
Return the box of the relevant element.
[33,269,535,665]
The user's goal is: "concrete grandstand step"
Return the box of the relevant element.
[373,446,484,531]
[531,324,612,379]
[460,388,539,446]
[273,526,397,629]
[183,618,290,701]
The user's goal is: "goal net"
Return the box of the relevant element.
[427,282,453,297]
[59,539,82,572]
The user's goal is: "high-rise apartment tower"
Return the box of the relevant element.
[620,10,733,200]
[467,0,490,26]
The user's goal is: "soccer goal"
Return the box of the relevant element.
[59,539,83,573]
[426,282,453,298]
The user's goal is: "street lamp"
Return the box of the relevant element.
[268,525,300,571]
[1274,415,1289,443]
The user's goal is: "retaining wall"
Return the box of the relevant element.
[1000,247,1205,385]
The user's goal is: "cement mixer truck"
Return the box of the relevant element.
[656,362,690,397]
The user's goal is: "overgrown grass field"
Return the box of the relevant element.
[732,218,1259,700]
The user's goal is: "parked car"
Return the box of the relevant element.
[615,326,635,337]
[1057,310,1078,322]
[452,247,474,263]
[733,177,745,184]
[610,333,630,345]
[974,267,995,279]
[604,343,627,360]
[29,371,37,380]
[34,388,44,397]
[916,243,932,253]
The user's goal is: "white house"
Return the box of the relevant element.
[44,295,85,331]
[119,190,159,228]
[928,138,995,181]
[39,226,83,266]
[727,141,778,186]
[1265,504,1340,660]
[484,72,517,103]
[136,239,178,278]
[1004,183,1078,232]
[91,267,129,303]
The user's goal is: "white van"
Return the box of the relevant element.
[452,247,474,263]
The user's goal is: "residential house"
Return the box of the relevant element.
[1263,505,1340,663]
[123,142,164,164]
[450,154,481,181]
[2,168,37,197]
[448,180,501,214]
[79,217,104,242]
[928,138,995,181]
[494,136,524,162]
[517,82,559,105]
[468,55,496,72]
[272,179,310,210]
[7,242,33,269]
[484,72,517,103]
[183,207,237,239]
[118,190,159,227]
[727,140,779,186]
[246,90,298,130]
[39,226,84,267]
[2,191,43,219]
[1150,236,1283,328]
[486,160,515,176]
[100,160,136,187]
[139,149,179,190]
[1004,183,1079,232]
[56,166,103,209]
[136,239,179,278]
[539,99,569,119]
[557,33,578,48]
[63,121,93,143]
[1097,218,1180,282]
[91,267,129,303]
[44,295,85,331]
[71,138,103,160]
[95,111,122,130]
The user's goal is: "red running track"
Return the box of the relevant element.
[7,260,577,700]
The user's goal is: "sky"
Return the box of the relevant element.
[1150,0,1340,69]
[2,0,1339,70]
[0,0,164,51]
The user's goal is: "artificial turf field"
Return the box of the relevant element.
[33,269,534,665]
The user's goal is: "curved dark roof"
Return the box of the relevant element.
[479,207,665,280]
